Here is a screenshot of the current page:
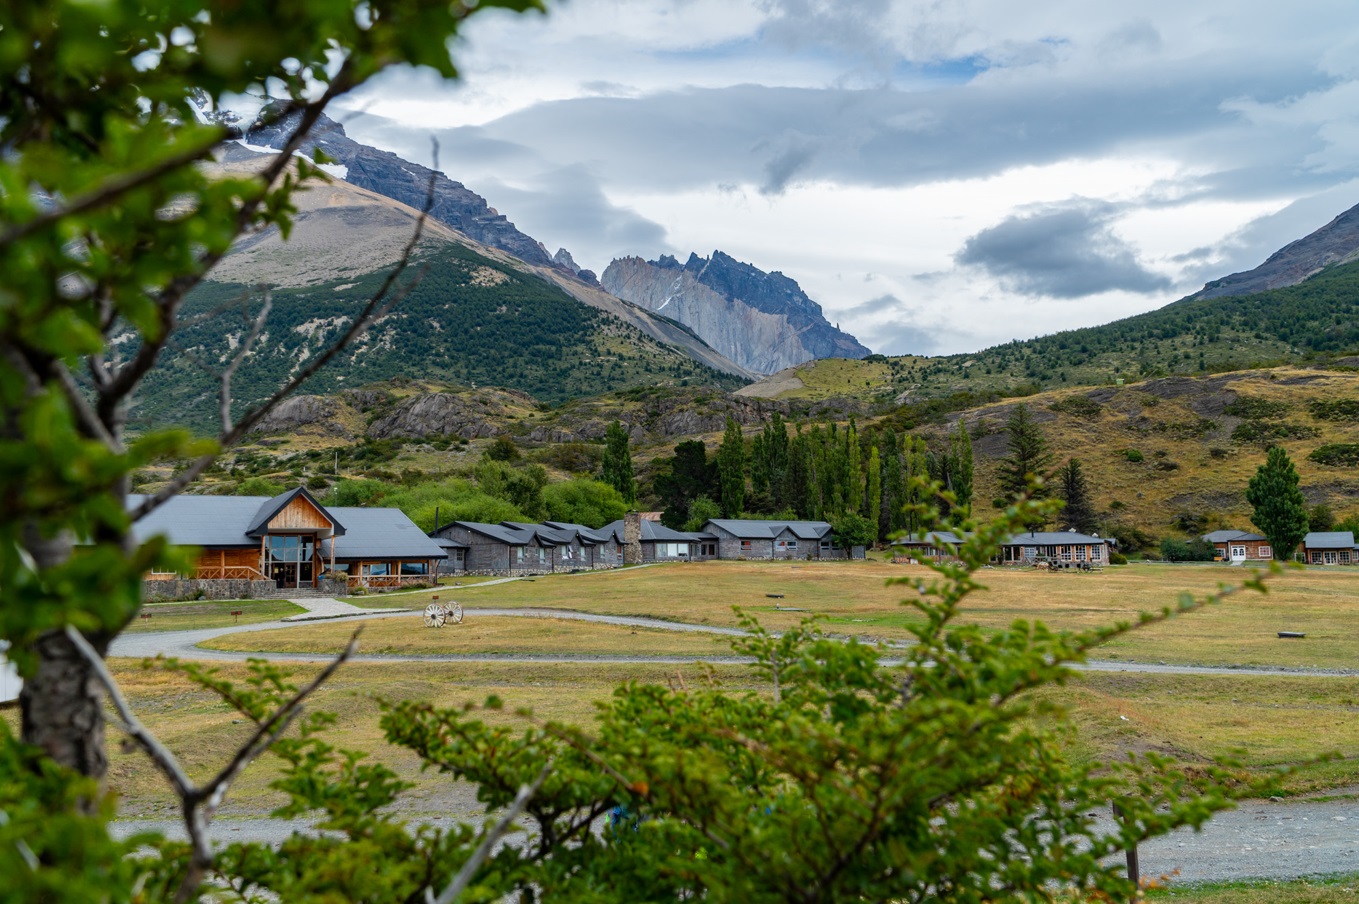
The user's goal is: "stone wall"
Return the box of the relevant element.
[623,511,642,565]
[143,579,277,602]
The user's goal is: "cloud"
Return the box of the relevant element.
[956,200,1172,298]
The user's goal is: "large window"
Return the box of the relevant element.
[363,562,390,576]
[267,535,314,563]
[400,562,427,576]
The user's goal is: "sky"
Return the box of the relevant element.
[331,0,1359,357]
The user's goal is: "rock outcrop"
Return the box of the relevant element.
[1193,202,1359,299]
[241,107,554,266]
[602,252,871,375]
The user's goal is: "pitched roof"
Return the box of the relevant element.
[448,521,534,546]
[1303,531,1357,549]
[598,520,715,542]
[1202,530,1266,543]
[1002,531,1110,546]
[130,493,438,559]
[893,530,966,547]
[323,507,446,560]
[704,519,832,540]
[244,486,344,537]
[542,521,615,545]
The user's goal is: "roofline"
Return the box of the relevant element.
[245,485,345,538]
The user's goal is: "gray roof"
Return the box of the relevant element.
[599,519,715,543]
[323,507,446,560]
[448,521,534,546]
[244,486,343,537]
[1002,531,1110,546]
[1202,530,1266,543]
[502,521,577,547]
[1303,531,1357,549]
[704,519,832,540]
[893,530,966,547]
[543,521,616,545]
[433,537,469,550]
[131,493,440,559]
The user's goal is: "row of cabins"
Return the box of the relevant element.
[432,516,862,576]
[894,529,1115,566]
[1203,530,1359,565]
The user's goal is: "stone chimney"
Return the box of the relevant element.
[623,511,642,566]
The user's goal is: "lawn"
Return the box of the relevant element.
[122,599,305,632]
[1148,874,1359,904]
[202,615,736,657]
[375,560,1359,669]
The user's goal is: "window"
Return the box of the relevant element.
[1059,546,1073,562]
[1324,551,1338,565]
[1259,546,1271,559]
[1075,546,1086,562]
[740,540,752,552]
[1230,545,1246,560]
[1090,545,1103,561]
[150,567,179,575]
[1340,550,1351,564]
[363,562,390,576]
[1022,546,1037,560]
[399,562,427,575]
[1311,552,1323,564]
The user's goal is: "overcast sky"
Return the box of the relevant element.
[333,0,1359,356]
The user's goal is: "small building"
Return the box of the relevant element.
[998,530,1112,566]
[132,487,446,595]
[598,518,717,563]
[1300,531,1357,565]
[892,530,967,563]
[702,519,853,560]
[1201,530,1272,563]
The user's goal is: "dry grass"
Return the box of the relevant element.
[202,615,734,657]
[1147,874,1359,903]
[384,560,1359,669]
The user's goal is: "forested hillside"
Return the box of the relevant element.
[132,243,744,432]
[744,258,1359,406]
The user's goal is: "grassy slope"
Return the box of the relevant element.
[749,258,1359,407]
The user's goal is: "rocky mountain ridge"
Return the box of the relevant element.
[602,252,872,375]
[1193,201,1359,299]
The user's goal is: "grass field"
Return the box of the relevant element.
[340,560,1359,670]
[1148,874,1359,904]
[122,599,305,632]
[203,615,735,657]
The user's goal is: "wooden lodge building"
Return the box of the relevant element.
[1201,530,1272,563]
[133,487,446,597]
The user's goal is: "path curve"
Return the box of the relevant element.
[109,608,1359,678]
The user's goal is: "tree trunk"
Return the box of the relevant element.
[20,629,109,787]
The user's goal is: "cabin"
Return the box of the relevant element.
[702,519,856,560]
[132,487,446,596]
[1201,530,1272,562]
[543,521,624,569]
[598,518,717,563]
[429,520,623,575]
[892,530,967,563]
[998,530,1112,567]
[1300,531,1358,565]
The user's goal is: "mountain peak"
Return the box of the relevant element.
[601,251,871,375]
[1193,201,1359,299]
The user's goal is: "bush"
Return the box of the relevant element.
[1048,396,1103,419]
[1225,397,1290,419]
[1231,421,1319,444]
[484,435,521,462]
[1108,550,1128,565]
[1308,444,1359,467]
[1123,449,1145,463]
[1159,537,1216,562]
[1308,399,1359,421]
[1108,523,1156,552]
[235,476,285,496]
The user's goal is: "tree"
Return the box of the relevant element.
[997,404,1055,521]
[683,494,722,532]
[830,511,876,556]
[542,478,628,528]
[1308,503,1335,532]
[717,417,746,518]
[1246,446,1310,561]
[601,420,637,505]
[655,439,717,528]
[1057,458,1098,534]
[864,445,882,529]
[948,418,975,516]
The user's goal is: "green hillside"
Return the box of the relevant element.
[132,243,745,432]
[754,259,1359,406]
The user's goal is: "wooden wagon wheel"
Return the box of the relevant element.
[423,603,447,628]
[447,601,463,624]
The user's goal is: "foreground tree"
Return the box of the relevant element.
[0,0,542,782]
[1246,445,1310,561]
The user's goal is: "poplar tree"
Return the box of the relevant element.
[865,446,882,532]
[1246,446,1310,561]
[601,420,637,505]
[949,418,975,516]
[718,417,747,518]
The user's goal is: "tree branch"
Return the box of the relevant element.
[431,760,553,904]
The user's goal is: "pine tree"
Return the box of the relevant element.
[601,420,637,505]
[1057,458,1097,534]
[997,404,1055,502]
[1246,446,1310,561]
[718,417,747,518]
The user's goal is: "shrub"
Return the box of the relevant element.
[1308,399,1359,421]
[1123,449,1145,462]
[1153,459,1180,471]
[1224,397,1290,419]
[1108,550,1128,565]
[1231,421,1319,444]
[1048,396,1103,419]
[1159,537,1216,562]
[1309,444,1359,467]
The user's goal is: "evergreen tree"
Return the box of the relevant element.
[1246,446,1310,561]
[782,427,812,519]
[1057,458,1097,534]
[718,417,747,518]
[865,446,882,532]
[997,404,1055,503]
[880,428,903,539]
[902,436,930,535]
[601,420,637,505]
[655,440,716,529]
